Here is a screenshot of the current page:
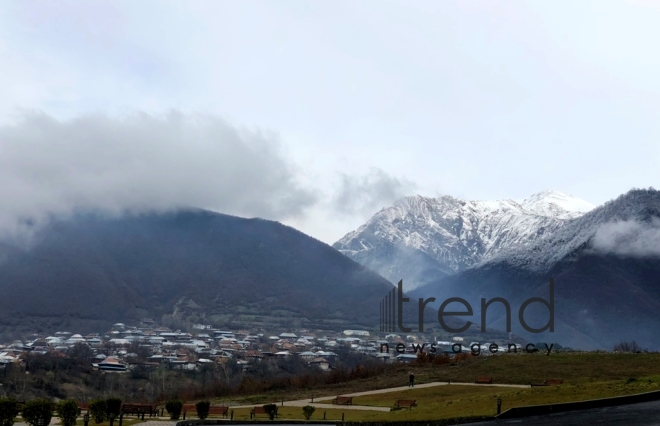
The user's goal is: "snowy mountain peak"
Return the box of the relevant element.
[333,190,596,290]
[519,190,595,218]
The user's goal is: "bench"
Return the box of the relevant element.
[531,378,563,387]
[121,404,156,417]
[475,376,493,384]
[331,396,353,405]
[182,405,228,418]
[394,400,417,410]
[251,406,276,418]
[208,407,229,418]
[182,405,195,419]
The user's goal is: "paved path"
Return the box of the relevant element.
[228,381,530,412]
[312,381,530,402]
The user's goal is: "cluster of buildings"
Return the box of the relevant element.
[0,321,511,374]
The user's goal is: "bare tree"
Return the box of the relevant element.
[613,340,643,352]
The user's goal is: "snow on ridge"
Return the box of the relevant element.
[519,190,595,215]
[333,190,596,290]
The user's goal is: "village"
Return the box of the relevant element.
[0,319,524,374]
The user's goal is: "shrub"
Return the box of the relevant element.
[263,404,277,420]
[105,398,121,417]
[88,399,107,424]
[302,405,315,421]
[56,400,79,426]
[195,401,210,420]
[432,354,450,365]
[415,352,430,364]
[614,341,643,353]
[0,398,19,426]
[22,399,53,426]
[165,400,183,420]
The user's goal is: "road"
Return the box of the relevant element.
[467,400,660,425]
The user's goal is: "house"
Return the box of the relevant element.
[343,330,370,337]
[309,357,330,371]
[279,332,297,339]
[395,354,418,363]
[0,352,17,364]
[298,351,317,360]
[245,350,264,360]
[95,356,128,372]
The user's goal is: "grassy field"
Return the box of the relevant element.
[206,352,660,421]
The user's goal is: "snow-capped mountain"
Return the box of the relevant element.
[412,188,660,350]
[333,190,595,290]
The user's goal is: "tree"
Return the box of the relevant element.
[263,404,277,420]
[56,400,79,426]
[614,341,643,353]
[22,399,53,426]
[88,399,107,424]
[195,401,210,420]
[0,398,19,426]
[165,400,183,420]
[302,405,315,421]
[68,343,93,366]
[105,398,122,417]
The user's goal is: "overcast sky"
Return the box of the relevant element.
[1,0,659,243]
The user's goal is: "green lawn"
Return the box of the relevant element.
[207,352,660,421]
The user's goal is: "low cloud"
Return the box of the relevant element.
[590,218,660,258]
[333,168,417,217]
[0,110,317,237]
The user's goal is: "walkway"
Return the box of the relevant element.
[228,381,530,412]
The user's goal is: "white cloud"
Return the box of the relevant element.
[589,218,660,258]
[333,168,417,216]
[0,111,317,236]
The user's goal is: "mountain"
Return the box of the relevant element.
[0,209,399,338]
[333,190,595,291]
[412,189,660,350]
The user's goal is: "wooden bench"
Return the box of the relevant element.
[121,404,156,417]
[394,399,417,410]
[251,406,276,418]
[208,406,229,418]
[182,405,195,419]
[531,378,563,387]
[182,405,228,418]
[475,376,493,384]
[331,396,353,405]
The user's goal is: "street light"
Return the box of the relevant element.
[83,413,90,426]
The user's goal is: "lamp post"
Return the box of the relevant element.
[109,412,115,426]
[83,413,90,426]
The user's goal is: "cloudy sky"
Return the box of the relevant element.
[1,0,659,243]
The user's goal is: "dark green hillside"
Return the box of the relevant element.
[0,209,395,335]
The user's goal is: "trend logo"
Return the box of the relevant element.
[379,279,555,334]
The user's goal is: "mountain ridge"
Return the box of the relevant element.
[333,190,595,290]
